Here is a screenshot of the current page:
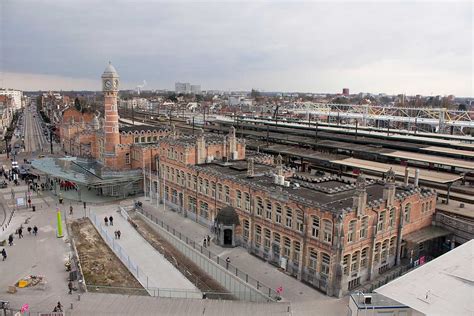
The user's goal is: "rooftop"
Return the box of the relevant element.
[193,160,427,212]
[375,239,474,315]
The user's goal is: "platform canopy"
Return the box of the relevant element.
[331,157,463,184]
[31,157,142,187]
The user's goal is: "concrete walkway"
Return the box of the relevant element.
[89,205,199,294]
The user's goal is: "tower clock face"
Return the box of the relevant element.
[104,80,112,89]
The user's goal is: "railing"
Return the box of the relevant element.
[88,212,201,299]
[85,285,234,300]
[135,207,281,303]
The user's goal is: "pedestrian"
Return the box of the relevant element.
[56,302,63,312]
[69,205,73,216]
[27,226,32,234]
[68,280,73,294]
[1,248,6,261]
[18,227,23,239]
[33,226,38,236]
[104,216,109,226]
[114,231,118,239]
[117,230,121,239]
[28,198,31,208]
[225,256,230,269]
[203,238,207,248]
[207,235,210,245]
[8,234,13,246]
[109,215,113,226]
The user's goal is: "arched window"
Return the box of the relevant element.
[293,240,301,262]
[321,253,330,276]
[264,228,271,251]
[323,219,333,243]
[389,236,396,256]
[360,216,368,239]
[285,207,293,228]
[343,254,350,275]
[243,219,250,241]
[275,203,282,223]
[255,225,262,247]
[377,210,386,232]
[311,216,320,238]
[256,197,263,216]
[351,251,360,273]
[283,237,291,257]
[404,203,411,224]
[308,248,318,271]
[361,247,369,268]
[381,239,389,263]
[244,193,250,212]
[265,199,272,220]
[236,190,242,208]
[347,219,357,243]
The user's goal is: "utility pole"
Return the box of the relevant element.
[50,127,53,154]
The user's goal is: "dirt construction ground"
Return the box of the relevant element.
[129,213,230,299]
[70,218,146,295]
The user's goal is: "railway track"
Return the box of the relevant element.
[119,111,473,204]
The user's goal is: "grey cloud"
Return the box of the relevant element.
[1,0,472,95]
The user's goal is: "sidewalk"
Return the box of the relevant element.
[136,197,340,305]
[87,204,199,293]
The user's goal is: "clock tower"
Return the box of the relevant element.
[101,62,120,161]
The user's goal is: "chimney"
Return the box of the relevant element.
[275,154,283,177]
[247,158,255,177]
[404,167,410,186]
[196,128,206,164]
[383,168,396,206]
[228,126,237,160]
[353,173,367,216]
[414,168,420,187]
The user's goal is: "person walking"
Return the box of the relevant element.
[18,227,23,239]
[117,230,121,239]
[104,216,109,226]
[68,280,73,294]
[33,226,38,236]
[27,226,32,234]
[225,256,231,269]
[1,248,7,261]
[207,235,210,246]
[203,238,207,248]
[8,234,13,246]
[114,231,118,239]
[69,205,73,216]
[109,216,113,226]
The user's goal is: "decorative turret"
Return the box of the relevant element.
[383,167,396,206]
[353,173,367,216]
[275,154,283,177]
[196,128,206,164]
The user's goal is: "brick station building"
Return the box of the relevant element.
[53,65,443,296]
[147,128,440,297]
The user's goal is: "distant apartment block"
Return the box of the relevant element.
[175,82,201,94]
[191,85,201,94]
[342,88,350,96]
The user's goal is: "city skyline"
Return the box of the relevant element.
[1,1,472,96]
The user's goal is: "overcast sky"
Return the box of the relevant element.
[1,0,472,96]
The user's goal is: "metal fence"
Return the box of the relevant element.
[135,207,281,303]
